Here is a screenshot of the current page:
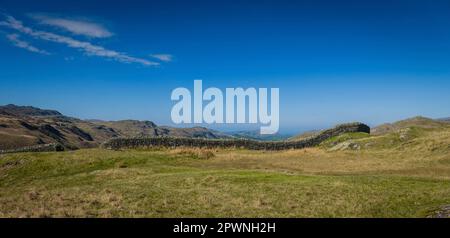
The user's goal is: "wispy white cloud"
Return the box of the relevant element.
[6,33,50,55]
[0,15,160,66]
[31,14,113,38]
[150,54,173,62]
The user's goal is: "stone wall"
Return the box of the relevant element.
[102,122,370,151]
[0,143,64,154]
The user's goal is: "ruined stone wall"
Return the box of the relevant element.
[102,122,370,151]
[0,143,64,154]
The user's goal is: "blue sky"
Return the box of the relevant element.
[1,0,450,133]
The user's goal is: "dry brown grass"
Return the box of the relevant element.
[167,147,217,160]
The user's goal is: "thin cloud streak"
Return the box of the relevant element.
[0,15,159,66]
[6,33,50,55]
[150,54,173,62]
[31,14,113,38]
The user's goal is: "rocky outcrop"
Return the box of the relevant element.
[428,205,450,218]
[329,141,361,151]
[103,122,370,151]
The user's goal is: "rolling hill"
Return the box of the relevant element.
[226,130,291,141]
[0,104,231,150]
[438,117,450,122]
[370,116,449,135]
[88,120,232,139]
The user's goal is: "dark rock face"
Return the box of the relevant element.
[38,124,65,140]
[66,126,94,141]
[19,121,38,130]
[103,122,370,151]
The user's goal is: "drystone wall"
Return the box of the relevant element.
[0,143,64,154]
[102,122,370,151]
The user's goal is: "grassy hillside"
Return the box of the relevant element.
[0,114,117,150]
[1,123,450,217]
[371,116,449,135]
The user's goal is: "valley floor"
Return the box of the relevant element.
[1,143,450,217]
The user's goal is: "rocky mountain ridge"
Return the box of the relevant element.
[0,104,231,150]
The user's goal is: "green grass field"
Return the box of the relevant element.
[1,126,450,217]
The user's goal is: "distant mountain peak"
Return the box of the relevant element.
[0,104,62,117]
